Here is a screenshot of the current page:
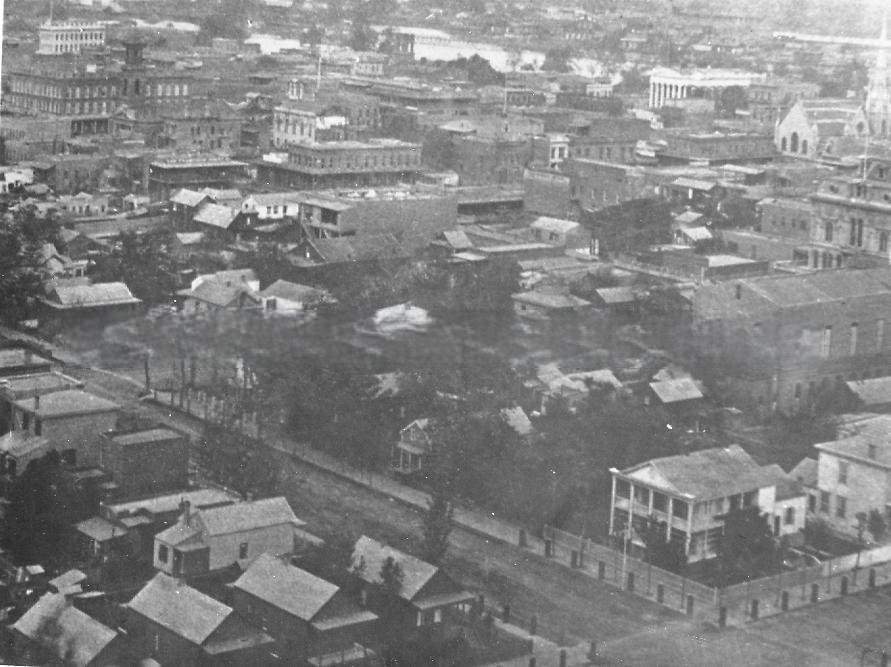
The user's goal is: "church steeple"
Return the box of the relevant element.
[867,9,891,137]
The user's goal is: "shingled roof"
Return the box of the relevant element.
[233,553,339,622]
[619,445,789,500]
[195,496,303,536]
[351,535,438,602]
[127,573,232,645]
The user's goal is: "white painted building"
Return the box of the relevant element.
[648,67,763,109]
[610,446,803,563]
[37,21,107,56]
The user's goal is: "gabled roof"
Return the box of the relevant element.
[649,378,704,403]
[678,226,713,242]
[0,431,52,458]
[185,280,261,308]
[619,445,788,499]
[351,535,438,602]
[110,428,182,447]
[595,286,636,304]
[511,290,591,310]
[673,210,704,225]
[233,553,338,622]
[500,406,533,436]
[104,487,237,519]
[127,573,232,645]
[170,188,208,207]
[259,279,331,304]
[789,457,818,487]
[13,593,119,666]
[193,203,238,229]
[815,415,891,469]
[671,177,718,191]
[442,229,473,250]
[531,216,580,235]
[12,389,119,417]
[845,376,891,406]
[76,517,127,543]
[196,496,303,536]
[46,282,141,308]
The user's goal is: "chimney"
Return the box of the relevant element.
[179,499,191,526]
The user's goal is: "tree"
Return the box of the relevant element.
[0,205,60,326]
[715,506,778,583]
[89,231,176,304]
[868,509,887,542]
[378,556,404,595]
[542,47,573,73]
[348,11,377,52]
[197,423,280,499]
[716,86,748,118]
[422,484,454,565]
[641,518,687,573]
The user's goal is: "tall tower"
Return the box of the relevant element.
[867,12,891,137]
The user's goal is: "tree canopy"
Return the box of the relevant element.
[715,506,778,583]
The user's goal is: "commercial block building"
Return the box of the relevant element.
[37,20,106,55]
[258,138,421,190]
[99,428,189,500]
[693,268,891,414]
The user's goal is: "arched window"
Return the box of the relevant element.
[781,137,787,152]
[824,222,833,242]
[790,132,799,153]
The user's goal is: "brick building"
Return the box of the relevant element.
[656,130,775,165]
[159,101,243,152]
[692,268,891,414]
[99,428,189,500]
[147,155,249,201]
[257,138,421,190]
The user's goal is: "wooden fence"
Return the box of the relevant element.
[543,525,891,627]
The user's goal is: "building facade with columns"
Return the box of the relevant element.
[648,67,763,109]
[609,446,798,563]
[37,20,106,55]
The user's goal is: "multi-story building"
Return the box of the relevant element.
[810,156,891,266]
[775,98,867,160]
[36,20,106,55]
[746,78,820,128]
[147,154,250,201]
[808,415,891,536]
[3,61,121,135]
[159,101,243,152]
[648,67,763,109]
[257,138,421,190]
[656,130,775,165]
[692,268,891,414]
[271,100,348,149]
[609,446,800,563]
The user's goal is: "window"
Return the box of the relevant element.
[34,419,41,436]
[808,493,816,513]
[633,486,650,506]
[615,479,630,498]
[821,326,832,358]
[838,461,849,484]
[652,492,667,512]
[729,494,741,511]
[433,609,443,623]
[784,507,795,525]
[850,323,858,356]
[881,232,889,253]
[712,497,725,515]
[824,222,833,242]
[743,491,756,507]
[836,496,847,518]
[672,500,688,519]
[239,542,249,559]
[158,545,169,563]
[820,491,830,513]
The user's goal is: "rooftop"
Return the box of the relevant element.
[127,573,232,645]
[649,378,705,404]
[618,445,789,499]
[351,535,438,602]
[104,487,237,519]
[0,348,52,370]
[815,415,891,469]
[233,553,339,622]
[13,593,118,666]
[109,428,183,447]
[196,496,304,536]
[12,389,119,417]
[45,282,141,308]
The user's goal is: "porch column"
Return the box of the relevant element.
[608,474,617,534]
[666,497,674,540]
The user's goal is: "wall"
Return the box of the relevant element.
[11,409,118,468]
[816,452,889,534]
[100,436,189,499]
[204,523,295,571]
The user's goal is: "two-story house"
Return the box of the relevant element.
[609,446,802,563]
[811,414,891,536]
[153,496,308,576]
[231,553,378,664]
[6,389,120,467]
[126,573,274,665]
[350,536,474,630]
